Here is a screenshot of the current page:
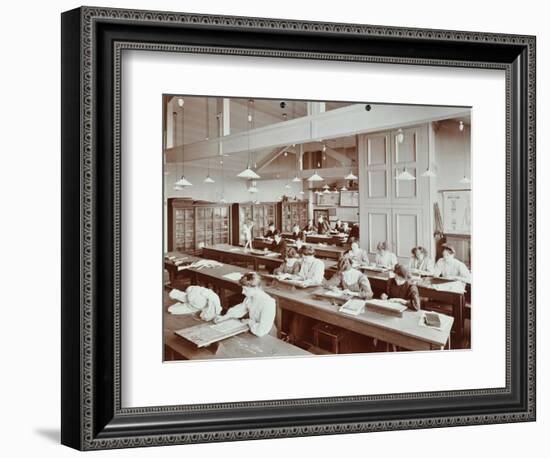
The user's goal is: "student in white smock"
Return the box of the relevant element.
[215,272,276,337]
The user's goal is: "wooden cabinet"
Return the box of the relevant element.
[167,199,231,254]
[277,200,309,233]
[231,202,277,245]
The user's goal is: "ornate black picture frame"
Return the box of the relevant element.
[61,6,536,450]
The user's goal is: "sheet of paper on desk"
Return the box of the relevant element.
[167,302,196,315]
[365,299,408,313]
[325,289,344,297]
[340,299,366,316]
[210,319,248,334]
[223,272,244,281]
[176,320,248,347]
[264,252,279,257]
[229,247,241,252]
[431,280,466,293]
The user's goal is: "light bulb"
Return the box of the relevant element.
[396,128,404,144]
[177,98,184,107]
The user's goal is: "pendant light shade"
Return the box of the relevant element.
[292,176,302,182]
[204,175,215,183]
[344,171,358,180]
[299,190,305,195]
[285,183,292,189]
[307,171,324,182]
[421,166,437,178]
[395,168,416,181]
[175,175,193,187]
[459,176,471,184]
[323,184,330,189]
[340,185,348,191]
[323,188,331,194]
[237,166,261,179]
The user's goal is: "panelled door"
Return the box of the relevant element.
[392,207,423,265]
[359,125,430,261]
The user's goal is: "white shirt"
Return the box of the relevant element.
[168,286,222,321]
[408,256,435,273]
[347,248,370,266]
[375,251,398,268]
[225,289,276,337]
[298,256,325,285]
[341,268,364,285]
[433,257,471,282]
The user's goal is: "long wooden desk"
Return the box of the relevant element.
[281,232,348,246]
[253,237,346,260]
[201,243,337,275]
[165,251,465,345]
[356,265,466,343]
[164,294,310,360]
[181,260,453,352]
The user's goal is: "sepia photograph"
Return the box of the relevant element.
[162,96,472,360]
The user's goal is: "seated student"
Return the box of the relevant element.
[381,264,421,311]
[264,222,276,239]
[215,272,276,337]
[242,219,254,250]
[333,219,344,232]
[340,221,350,234]
[324,257,373,299]
[274,247,302,276]
[168,285,222,321]
[316,215,331,235]
[344,239,370,266]
[408,246,435,274]
[375,241,398,268]
[290,223,302,239]
[270,230,288,255]
[349,222,360,239]
[297,246,325,286]
[294,232,307,253]
[433,244,471,282]
[302,219,316,235]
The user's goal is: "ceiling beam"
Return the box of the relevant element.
[165,104,470,163]
[324,146,352,166]
[255,145,293,171]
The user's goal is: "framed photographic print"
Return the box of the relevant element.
[61,6,536,451]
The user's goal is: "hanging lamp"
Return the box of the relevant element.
[237,99,261,179]
[421,167,436,178]
[395,166,416,181]
[396,128,404,144]
[173,101,192,188]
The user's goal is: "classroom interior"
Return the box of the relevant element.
[163,95,472,361]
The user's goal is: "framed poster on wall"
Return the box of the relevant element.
[441,190,471,235]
